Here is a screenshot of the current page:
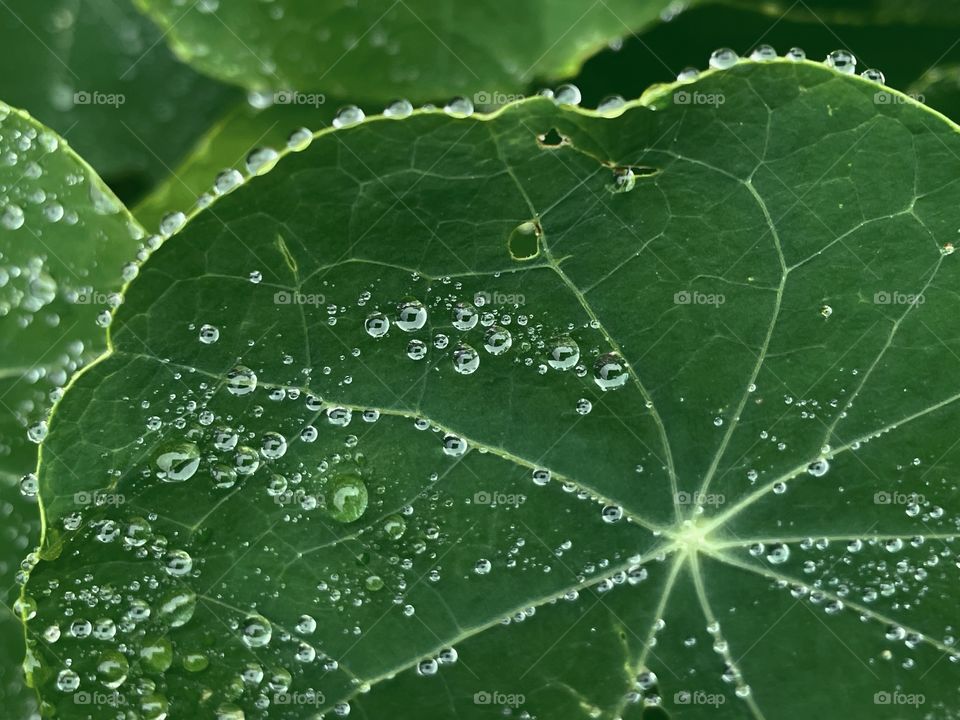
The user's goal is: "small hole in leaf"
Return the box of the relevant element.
[508,220,541,260]
[537,128,568,148]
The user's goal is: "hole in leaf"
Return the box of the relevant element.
[508,220,541,260]
[537,127,568,148]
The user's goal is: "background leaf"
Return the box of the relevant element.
[24,60,960,718]
[132,0,681,102]
[0,0,240,203]
[134,101,336,232]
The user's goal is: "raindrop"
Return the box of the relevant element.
[333,105,365,128]
[594,352,629,390]
[709,48,739,69]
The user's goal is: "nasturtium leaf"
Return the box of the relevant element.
[0,474,39,717]
[0,100,145,714]
[0,101,146,484]
[132,0,681,102]
[24,60,960,718]
[0,0,239,202]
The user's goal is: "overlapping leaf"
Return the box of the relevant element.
[0,0,239,202]
[132,0,680,102]
[0,101,146,714]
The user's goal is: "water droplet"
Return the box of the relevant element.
[396,300,427,331]
[483,326,512,355]
[214,169,244,195]
[384,99,414,118]
[444,96,474,117]
[155,442,201,482]
[442,434,468,456]
[542,336,579,371]
[1,203,24,230]
[326,474,368,522]
[453,344,480,374]
[365,311,390,338]
[333,105,365,128]
[750,45,777,61]
[602,505,623,523]
[286,127,313,151]
[406,339,428,360]
[766,543,790,564]
[825,50,856,74]
[861,68,885,84]
[159,211,186,237]
[260,431,287,459]
[140,637,173,672]
[597,95,626,115]
[786,47,806,61]
[97,650,128,688]
[241,614,272,648]
[806,459,829,477]
[452,302,478,330]
[199,324,220,344]
[226,365,258,395]
[594,352,629,390]
[554,84,582,106]
[245,147,279,175]
[709,48,739,69]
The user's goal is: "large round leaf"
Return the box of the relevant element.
[23,60,960,718]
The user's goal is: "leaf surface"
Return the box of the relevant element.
[24,61,960,718]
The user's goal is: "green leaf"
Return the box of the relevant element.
[24,60,960,718]
[0,475,39,717]
[134,101,336,232]
[132,0,680,101]
[0,101,146,484]
[722,0,960,25]
[0,99,147,713]
[0,0,240,203]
